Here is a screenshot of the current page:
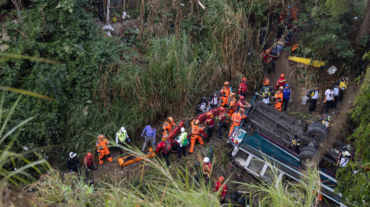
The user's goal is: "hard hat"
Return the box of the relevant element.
[224,82,230,86]
[280,74,285,78]
[203,157,210,163]
[181,127,185,133]
[285,84,289,87]
[220,107,226,113]
[240,96,245,100]
[327,116,332,122]
[279,86,284,90]
[219,176,225,183]
[120,127,125,132]
[342,151,350,157]
[162,134,169,141]
[346,144,352,151]
[239,108,245,114]
[69,152,77,159]
[242,78,247,82]
[195,119,200,125]
[230,93,236,97]
[98,134,104,139]
[207,112,212,117]
[168,117,174,122]
[265,49,270,54]
[263,78,270,86]
[87,152,92,157]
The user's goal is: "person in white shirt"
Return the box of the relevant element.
[176,127,188,159]
[321,86,334,114]
[208,91,220,109]
[332,82,339,109]
[336,151,350,167]
[116,127,130,155]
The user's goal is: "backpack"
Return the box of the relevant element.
[164,141,172,153]
[182,137,189,146]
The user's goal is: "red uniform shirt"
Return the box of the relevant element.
[219,112,227,123]
[279,14,285,23]
[275,78,286,89]
[262,53,270,63]
[84,156,93,166]
[205,118,215,127]
[155,141,169,154]
[215,181,227,198]
[238,83,247,94]
[237,100,247,108]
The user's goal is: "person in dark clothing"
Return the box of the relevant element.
[208,91,219,109]
[288,135,301,154]
[218,108,228,139]
[259,28,267,51]
[205,112,215,143]
[196,97,208,115]
[307,85,319,114]
[67,152,80,173]
[282,84,291,111]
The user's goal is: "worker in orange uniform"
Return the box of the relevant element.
[214,176,227,204]
[238,78,247,98]
[275,74,286,90]
[273,86,284,111]
[162,117,175,136]
[189,119,204,154]
[229,109,246,137]
[227,93,237,118]
[205,112,215,143]
[236,96,251,111]
[220,82,231,107]
[96,134,115,165]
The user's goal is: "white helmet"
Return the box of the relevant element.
[181,127,185,133]
[69,152,77,159]
[120,127,126,132]
[343,151,350,157]
[203,157,210,163]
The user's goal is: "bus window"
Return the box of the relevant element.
[248,158,266,175]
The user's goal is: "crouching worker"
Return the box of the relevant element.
[214,176,227,204]
[96,134,115,165]
[84,152,97,179]
[155,134,172,168]
[67,152,80,173]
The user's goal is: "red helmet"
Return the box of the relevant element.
[87,152,92,157]
[240,96,245,100]
[280,74,285,78]
[220,107,226,113]
[219,176,225,183]
[265,49,270,54]
[242,78,247,82]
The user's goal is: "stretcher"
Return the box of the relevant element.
[270,39,287,58]
[288,56,326,68]
[117,148,156,167]
[188,107,223,139]
[283,26,298,44]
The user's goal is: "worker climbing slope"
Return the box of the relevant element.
[275,74,286,90]
[273,86,284,111]
[220,82,231,107]
[214,176,227,204]
[189,119,204,154]
[162,117,175,136]
[229,109,246,137]
[96,134,115,164]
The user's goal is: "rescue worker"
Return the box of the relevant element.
[84,152,97,179]
[238,78,248,98]
[282,84,291,111]
[321,86,334,114]
[208,91,220,109]
[189,119,204,154]
[336,151,350,168]
[273,86,284,111]
[214,176,227,204]
[141,123,157,151]
[220,82,231,107]
[202,157,212,183]
[196,97,208,114]
[275,74,286,90]
[258,78,273,105]
[218,107,228,139]
[333,82,339,109]
[96,134,115,164]
[156,134,171,168]
[115,127,130,155]
[338,76,348,102]
[67,152,80,173]
[227,93,237,118]
[316,115,333,130]
[176,127,188,159]
[229,109,247,137]
[261,49,275,73]
[338,144,352,160]
[236,96,251,111]
[288,135,301,154]
[307,85,319,114]
[205,112,215,143]
[162,117,175,136]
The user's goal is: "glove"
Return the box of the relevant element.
[141,134,143,137]
[70,169,73,172]
[289,99,292,103]
[153,141,155,145]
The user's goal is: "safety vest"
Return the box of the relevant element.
[221,87,230,97]
[117,130,127,142]
[233,113,242,123]
[229,98,236,109]
[339,81,347,90]
[96,138,108,150]
[192,125,200,134]
[84,185,94,194]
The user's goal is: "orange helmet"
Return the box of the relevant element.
[279,86,284,90]
[98,134,104,139]
[239,108,245,114]
[224,82,230,86]
[230,93,236,97]
[263,77,270,86]
[220,107,226,113]
[265,49,270,54]
[87,152,92,157]
[219,176,225,183]
[162,134,169,141]
[240,96,245,100]
[195,119,200,125]
[168,117,174,123]
[280,74,285,78]
[242,78,247,82]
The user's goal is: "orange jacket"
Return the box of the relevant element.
[229,98,237,110]
[220,86,231,99]
[274,91,283,103]
[231,113,246,125]
[191,121,204,135]
[163,121,175,134]
[96,138,109,151]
